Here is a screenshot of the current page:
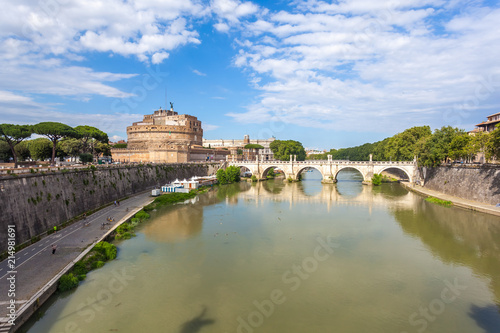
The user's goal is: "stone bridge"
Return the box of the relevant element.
[228,155,417,184]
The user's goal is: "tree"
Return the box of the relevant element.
[468,131,490,162]
[33,122,79,165]
[226,166,241,183]
[79,153,93,164]
[75,125,109,153]
[28,138,52,161]
[244,144,264,149]
[418,126,463,167]
[385,126,432,161]
[216,166,241,184]
[486,124,500,160]
[270,140,306,161]
[0,138,13,162]
[449,133,471,161]
[14,141,31,161]
[0,124,33,167]
[93,141,111,159]
[59,138,82,159]
[216,169,228,184]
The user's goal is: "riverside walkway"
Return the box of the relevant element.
[402,183,500,217]
[0,192,154,332]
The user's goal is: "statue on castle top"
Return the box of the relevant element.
[170,102,174,110]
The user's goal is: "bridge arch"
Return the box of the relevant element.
[239,166,253,177]
[296,166,325,180]
[377,166,412,183]
[260,165,281,179]
[334,166,366,182]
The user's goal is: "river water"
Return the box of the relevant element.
[22,170,500,333]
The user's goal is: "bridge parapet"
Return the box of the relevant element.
[230,159,416,184]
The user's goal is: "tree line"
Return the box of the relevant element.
[0,122,109,167]
[307,125,500,167]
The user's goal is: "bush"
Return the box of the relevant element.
[91,260,105,269]
[93,241,117,260]
[79,153,93,164]
[251,175,257,182]
[372,174,382,186]
[59,273,79,292]
[134,210,150,222]
[73,261,88,276]
[216,168,227,184]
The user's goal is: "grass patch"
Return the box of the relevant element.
[425,196,453,207]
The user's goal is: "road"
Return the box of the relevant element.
[0,192,154,332]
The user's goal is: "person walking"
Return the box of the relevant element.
[51,244,57,255]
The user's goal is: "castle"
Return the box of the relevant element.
[111,105,229,163]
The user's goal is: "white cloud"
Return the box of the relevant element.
[193,69,207,76]
[152,52,170,64]
[227,1,500,132]
[203,124,219,131]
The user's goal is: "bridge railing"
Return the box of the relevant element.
[230,160,415,165]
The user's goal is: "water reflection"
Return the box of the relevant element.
[143,205,204,243]
[392,201,500,304]
[239,177,414,212]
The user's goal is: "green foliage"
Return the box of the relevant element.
[33,122,79,165]
[113,143,127,148]
[270,140,306,161]
[28,138,52,161]
[217,166,240,184]
[251,175,258,182]
[425,196,452,207]
[226,166,241,183]
[0,124,33,166]
[59,138,82,157]
[14,140,31,161]
[79,153,93,164]
[216,168,228,184]
[134,210,150,221]
[267,168,275,178]
[91,261,105,269]
[372,174,382,186]
[93,241,117,260]
[486,124,500,160]
[73,261,88,276]
[236,148,243,155]
[418,126,464,167]
[0,138,12,162]
[244,143,264,149]
[449,133,471,161]
[58,273,79,292]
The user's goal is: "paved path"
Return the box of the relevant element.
[402,183,500,217]
[0,192,154,332]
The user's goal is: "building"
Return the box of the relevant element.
[111,106,229,163]
[203,135,275,161]
[472,111,500,134]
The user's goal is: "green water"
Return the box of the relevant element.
[23,170,500,333]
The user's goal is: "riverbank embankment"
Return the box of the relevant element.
[401,182,500,217]
[0,162,218,253]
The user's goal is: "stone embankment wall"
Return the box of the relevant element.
[421,165,500,205]
[0,163,218,252]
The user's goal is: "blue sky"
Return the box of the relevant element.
[1,0,499,150]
